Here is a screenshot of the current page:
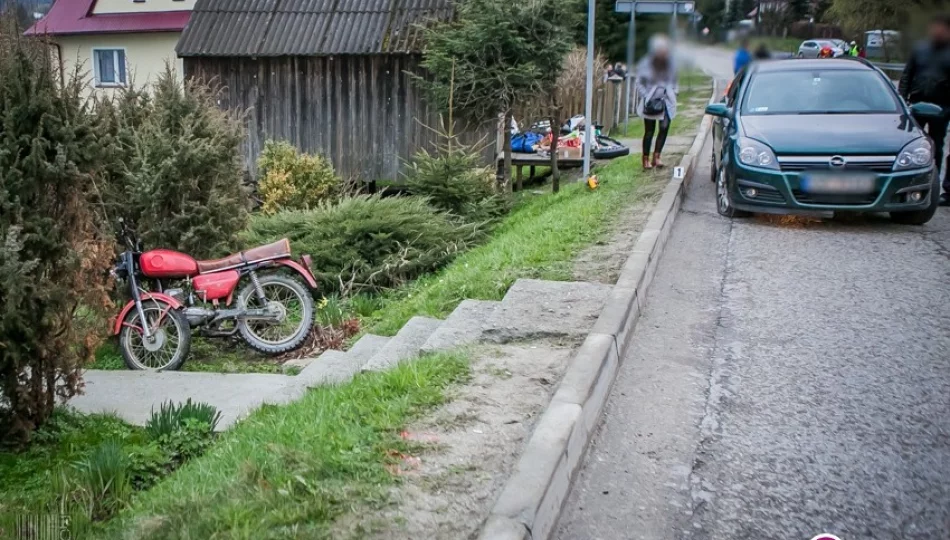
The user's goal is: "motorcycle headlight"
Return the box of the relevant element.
[736,137,779,170]
[894,138,933,171]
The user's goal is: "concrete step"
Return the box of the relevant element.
[361,316,443,372]
[296,350,363,387]
[347,334,392,366]
[287,333,390,382]
[483,279,612,344]
[420,299,501,354]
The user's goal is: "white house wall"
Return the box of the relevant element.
[55,32,183,97]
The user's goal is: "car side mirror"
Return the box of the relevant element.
[705,103,731,118]
[909,102,943,119]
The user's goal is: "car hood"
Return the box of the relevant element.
[740,114,921,155]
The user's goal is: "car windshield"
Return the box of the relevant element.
[741,69,900,115]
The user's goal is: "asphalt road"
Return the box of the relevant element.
[557,47,950,540]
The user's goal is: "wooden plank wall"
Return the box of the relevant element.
[184,55,494,182]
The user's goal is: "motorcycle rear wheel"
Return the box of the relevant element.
[237,274,315,355]
[119,305,191,371]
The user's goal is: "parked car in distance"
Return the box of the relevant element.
[797,39,844,58]
[706,58,942,225]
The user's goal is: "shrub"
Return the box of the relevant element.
[99,67,248,259]
[127,442,172,490]
[257,140,341,214]
[146,399,222,439]
[404,143,509,223]
[0,22,114,443]
[241,195,486,293]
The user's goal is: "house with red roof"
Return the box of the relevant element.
[25,0,194,94]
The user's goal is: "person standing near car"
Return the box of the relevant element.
[734,37,751,74]
[636,35,678,170]
[899,14,950,205]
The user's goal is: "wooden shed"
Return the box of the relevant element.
[176,0,489,182]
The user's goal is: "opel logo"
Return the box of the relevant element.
[829,156,847,168]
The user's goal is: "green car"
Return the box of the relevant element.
[706,58,943,225]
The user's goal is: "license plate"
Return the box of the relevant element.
[800,173,876,194]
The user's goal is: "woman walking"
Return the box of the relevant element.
[635,35,678,170]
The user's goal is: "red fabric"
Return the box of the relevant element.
[24,0,190,36]
[539,134,582,150]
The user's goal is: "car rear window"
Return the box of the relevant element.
[741,69,900,115]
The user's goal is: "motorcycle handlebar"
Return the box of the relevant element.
[117,218,141,252]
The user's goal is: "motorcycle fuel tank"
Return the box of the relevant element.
[140,249,199,278]
[193,270,241,301]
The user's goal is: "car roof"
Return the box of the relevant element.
[753,58,873,73]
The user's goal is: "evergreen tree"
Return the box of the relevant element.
[101,67,248,259]
[787,0,809,22]
[420,0,573,190]
[726,0,743,25]
[0,19,113,443]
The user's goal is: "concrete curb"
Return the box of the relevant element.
[476,80,719,540]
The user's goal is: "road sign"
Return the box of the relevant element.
[615,1,694,14]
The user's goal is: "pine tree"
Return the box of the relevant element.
[0,19,113,443]
[102,67,248,259]
[420,0,572,191]
[787,0,809,22]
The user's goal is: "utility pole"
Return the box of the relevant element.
[624,3,636,132]
[583,0,595,180]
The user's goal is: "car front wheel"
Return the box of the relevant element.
[716,163,752,218]
[889,175,939,225]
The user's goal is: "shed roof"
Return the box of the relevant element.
[176,0,453,57]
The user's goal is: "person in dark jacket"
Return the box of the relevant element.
[899,14,950,205]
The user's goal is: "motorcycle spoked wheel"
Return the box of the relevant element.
[237,274,315,355]
[119,304,192,371]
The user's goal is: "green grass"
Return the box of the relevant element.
[101,351,470,539]
[0,410,144,517]
[365,154,651,336]
[752,36,803,54]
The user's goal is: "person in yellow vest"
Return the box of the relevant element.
[849,41,860,57]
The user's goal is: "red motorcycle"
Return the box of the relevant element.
[111,223,318,371]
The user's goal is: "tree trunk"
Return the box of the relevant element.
[549,117,561,193]
[502,109,514,193]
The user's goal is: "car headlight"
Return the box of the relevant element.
[736,137,779,170]
[894,138,933,171]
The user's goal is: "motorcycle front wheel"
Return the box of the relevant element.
[119,305,191,371]
[237,274,315,355]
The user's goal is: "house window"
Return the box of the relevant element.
[93,49,127,87]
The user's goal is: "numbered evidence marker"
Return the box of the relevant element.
[673,166,685,180]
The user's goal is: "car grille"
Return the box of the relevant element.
[791,190,880,206]
[750,190,786,204]
[777,155,895,173]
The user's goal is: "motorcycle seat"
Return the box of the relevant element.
[197,238,292,274]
